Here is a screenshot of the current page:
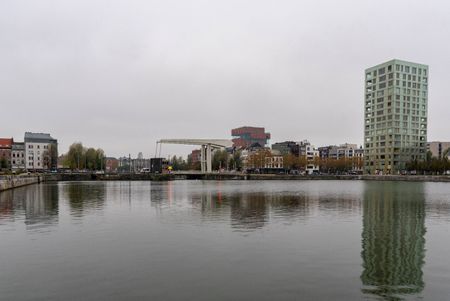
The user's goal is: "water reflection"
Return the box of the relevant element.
[0,184,59,231]
[361,182,426,300]
[186,182,362,230]
[62,182,106,216]
[230,193,268,230]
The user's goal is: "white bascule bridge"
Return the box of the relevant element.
[156,139,233,173]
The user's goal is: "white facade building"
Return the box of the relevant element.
[265,156,283,169]
[299,140,319,174]
[24,132,58,171]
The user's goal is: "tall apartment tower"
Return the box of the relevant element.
[364,59,428,174]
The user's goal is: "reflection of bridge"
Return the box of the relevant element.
[157,139,233,173]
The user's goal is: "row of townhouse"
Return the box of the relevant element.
[0,132,58,171]
[317,143,364,160]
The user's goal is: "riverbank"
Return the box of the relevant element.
[0,175,41,192]
[2,173,450,192]
[42,172,450,182]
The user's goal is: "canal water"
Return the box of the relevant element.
[1,180,450,300]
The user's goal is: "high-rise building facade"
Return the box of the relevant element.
[364,59,428,174]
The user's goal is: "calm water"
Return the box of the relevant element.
[1,180,450,300]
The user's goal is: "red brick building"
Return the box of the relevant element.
[0,138,13,169]
[105,157,119,173]
[191,149,201,164]
[231,126,270,148]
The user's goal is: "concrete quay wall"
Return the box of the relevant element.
[0,175,41,192]
[29,172,450,184]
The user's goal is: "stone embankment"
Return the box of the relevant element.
[0,175,41,192]
[43,173,173,182]
[2,173,450,192]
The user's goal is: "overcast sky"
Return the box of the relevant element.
[1,0,449,158]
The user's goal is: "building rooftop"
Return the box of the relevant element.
[0,138,13,148]
[24,132,57,143]
[365,58,428,72]
[25,132,54,139]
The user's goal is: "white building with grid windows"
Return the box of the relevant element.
[364,59,428,174]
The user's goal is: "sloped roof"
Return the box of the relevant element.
[0,138,13,148]
[24,132,57,143]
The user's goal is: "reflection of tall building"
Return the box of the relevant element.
[361,182,426,299]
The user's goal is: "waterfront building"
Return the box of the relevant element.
[319,144,364,172]
[118,156,131,172]
[105,157,119,173]
[150,158,169,173]
[299,140,319,174]
[231,126,271,148]
[0,138,13,169]
[330,143,358,160]
[11,142,25,171]
[319,143,361,160]
[427,141,450,159]
[190,149,201,165]
[24,132,58,170]
[364,59,428,174]
[264,155,283,169]
[132,153,149,173]
[271,141,300,156]
[318,145,333,159]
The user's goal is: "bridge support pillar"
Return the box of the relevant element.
[200,145,206,172]
[206,144,212,173]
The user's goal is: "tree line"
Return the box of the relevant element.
[248,151,363,173]
[183,150,242,171]
[62,143,105,170]
[406,151,450,174]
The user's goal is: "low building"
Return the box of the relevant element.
[264,155,283,169]
[318,145,333,159]
[105,157,119,173]
[427,141,450,159]
[150,158,169,173]
[321,143,359,160]
[11,142,25,171]
[190,149,201,165]
[132,158,150,173]
[271,141,299,156]
[24,132,58,171]
[0,138,13,169]
[299,140,319,174]
[319,143,363,172]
